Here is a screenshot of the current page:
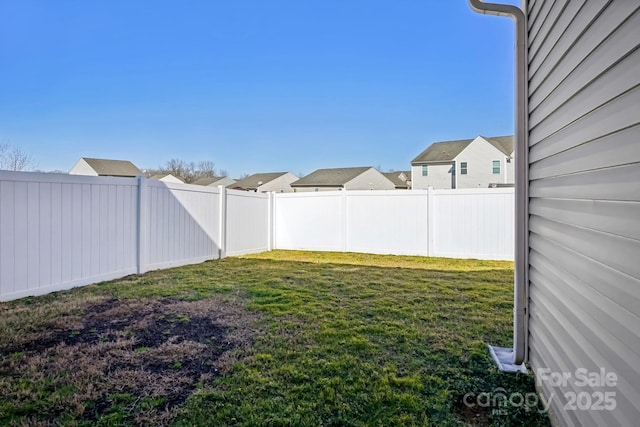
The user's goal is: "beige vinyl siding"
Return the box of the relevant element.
[343,168,395,191]
[411,163,453,189]
[456,136,512,188]
[258,173,298,193]
[69,159,99,176]
[526,1,640,426]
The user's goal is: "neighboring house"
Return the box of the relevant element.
[471,1,639,426]
[69,158,142,177]
[290,167,395,192]
[382,171,412,189]
[411,135,514,189]
[191,176,237,187]
[149,173,184,183]
[229,172,298,193]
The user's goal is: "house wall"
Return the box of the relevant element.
[455,136,511,188]
[506,154,514,184]
[344,168,395,190]
[411,163,453,189]
[68,158,99,176]
[525,2,640,426]
[258,172,298,193]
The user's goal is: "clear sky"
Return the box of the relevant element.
[0,0,519,177]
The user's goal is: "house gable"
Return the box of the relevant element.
[150,174,184,183]
[411,139,473,164]
[291,167,394,192]
[192,176,236,187]
[69,158,99,176]
[69,158,142,177]
[258,172,298,192]
[454,136,513,188]
[231,172,293,191]
[344,168,395,190]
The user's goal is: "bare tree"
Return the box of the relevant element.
[164,159,190,179]
[0,142,37,171]
[150,158,220,183]
[197,161,215,177]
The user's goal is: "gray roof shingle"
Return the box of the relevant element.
[411,135,515,164]
[291,167,372,187]
[231,172,289,190]
[411,139,473,164]
[484,135,514,156]
[382,171,411,188]
[82,158,142,177]
[191,177,226,186]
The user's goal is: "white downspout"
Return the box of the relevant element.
[468,0,529,369]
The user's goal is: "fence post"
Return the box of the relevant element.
[267,192,274,251]
[136,175,149,274]
[218,185,227,259]
[427,187,434,257]
[341,188,348,252]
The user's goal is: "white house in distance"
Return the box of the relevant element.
[229,172,298,193]
[69,157,142,178]
[149,173,184,183]
[191,176,237,187]
[411,135,514,189]
[290,167,395,192]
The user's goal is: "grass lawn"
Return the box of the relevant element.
[0,251,550,426]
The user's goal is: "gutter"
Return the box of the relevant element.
[468,0,529,370]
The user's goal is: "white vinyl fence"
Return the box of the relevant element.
[273,188,514,260]
[1,170,514,301]
[0,171,269,301]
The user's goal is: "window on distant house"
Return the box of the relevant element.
[492,160,500,174]
[460,162,468,175]
[422,165,428,176]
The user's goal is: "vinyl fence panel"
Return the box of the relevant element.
[432,188,514,260]
[1,170,514,302]
[346,190,429,256]
[0,171,139,301]
[144,180,221,271]
[225,189,270,256]
[274,192,344,251]
[273,189,514,261]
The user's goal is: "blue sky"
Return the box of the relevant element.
[0,0,519,177]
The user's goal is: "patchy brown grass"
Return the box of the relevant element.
[0,252,547,426]
[0,293,260,426]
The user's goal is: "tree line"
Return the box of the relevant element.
[144,159,229,184]
[0,142,36,171]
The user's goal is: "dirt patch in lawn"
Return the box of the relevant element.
[0,295,259,426]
